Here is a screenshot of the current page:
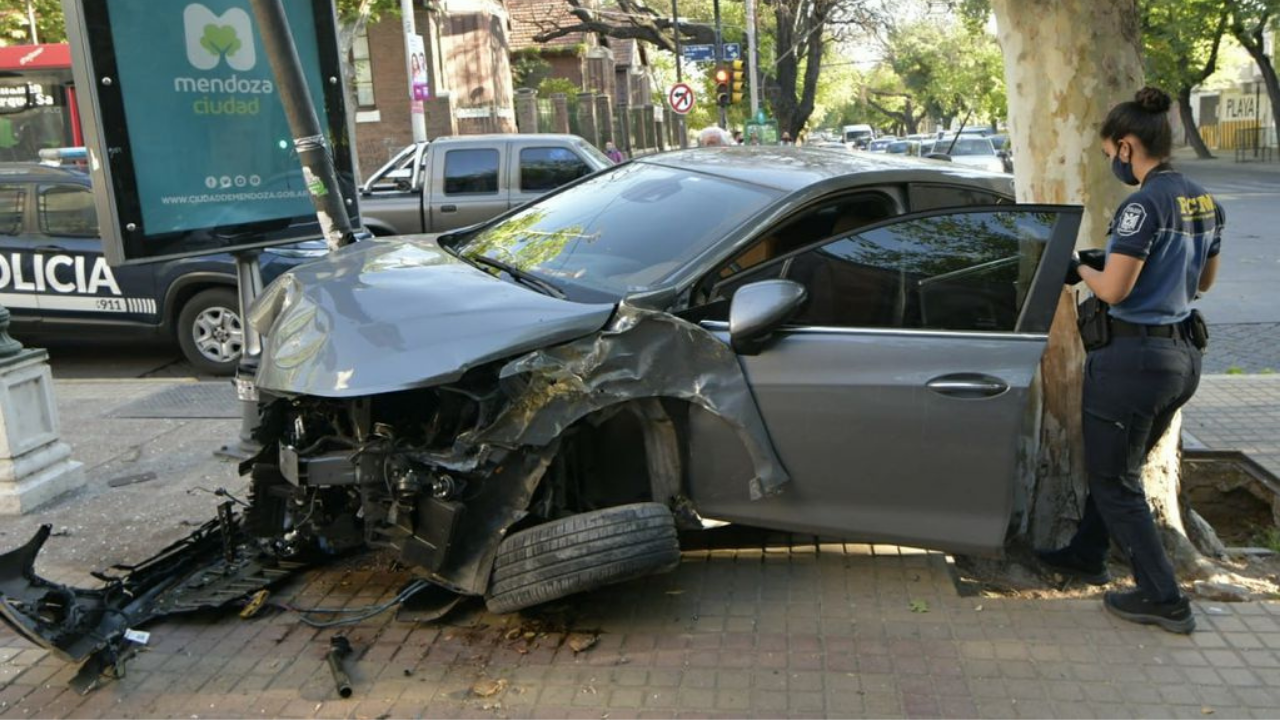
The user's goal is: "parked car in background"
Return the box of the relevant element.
[885,140,922,157]
[359,134,613,236]
[842,124,876,150]
[989,134,1014,173]
[922,136,1007,174]
[866,137,898,152]
[0,164,326,374]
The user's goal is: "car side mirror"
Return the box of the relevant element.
[729,279,808,356]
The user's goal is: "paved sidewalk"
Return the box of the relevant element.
[1184,374,1280,481]
[0,378,1277,719]
[1,543,1278,720]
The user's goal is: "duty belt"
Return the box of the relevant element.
[1110,317,1182,339]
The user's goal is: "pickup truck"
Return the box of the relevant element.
[359,134,613,236]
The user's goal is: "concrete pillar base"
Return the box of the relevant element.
[0,349,86,515]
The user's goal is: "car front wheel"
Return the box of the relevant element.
[485,502,682,614]
[177,288,243,376]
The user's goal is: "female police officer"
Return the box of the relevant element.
[1037,86,1223,634]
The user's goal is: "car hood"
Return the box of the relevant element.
[248,236,617,398]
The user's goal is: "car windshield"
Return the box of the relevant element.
[886,141,912,153]
[941,138,995,156]
[455,162,780,302]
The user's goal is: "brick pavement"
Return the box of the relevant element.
[1201,325,1280,374]
[1184,374,1280,481]
[2,541,1279,719]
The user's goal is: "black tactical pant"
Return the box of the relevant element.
[1063,330,1202,603]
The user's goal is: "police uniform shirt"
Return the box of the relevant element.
[1105,168,1223,325]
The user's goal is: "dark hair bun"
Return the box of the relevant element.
[1135,86,1172,114]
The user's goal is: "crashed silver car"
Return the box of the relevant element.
[1,148,1079,677]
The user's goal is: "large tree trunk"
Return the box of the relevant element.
[1178,88,1215,159]
[991,0,1205,569]
[1236,27,1280,148]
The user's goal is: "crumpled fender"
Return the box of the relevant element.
[465,303,790,500]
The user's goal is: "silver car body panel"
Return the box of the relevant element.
[691,326,1048,555]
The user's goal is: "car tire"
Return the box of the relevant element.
[176,288,244,376]
[485,502,682,614]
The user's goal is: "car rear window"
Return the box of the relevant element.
[519,147,592,192]
[444,149,500,195]
[0,184,24,235]
[39,185,99,237]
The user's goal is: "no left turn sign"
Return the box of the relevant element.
[668,83,695,115]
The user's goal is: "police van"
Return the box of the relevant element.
[0,163,326,374]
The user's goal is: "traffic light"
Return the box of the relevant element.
[730,59,745,104]
[714,66,730,107]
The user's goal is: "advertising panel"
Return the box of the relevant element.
[62,0,358,265]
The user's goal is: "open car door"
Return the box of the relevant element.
[690,206,1081,555]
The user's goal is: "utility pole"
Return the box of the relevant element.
[401,0,428,143]
[746,0,759,118]
[251,0,356,251]
[673,0,687,147]
[713,0,726,129]
[26,0,38,44]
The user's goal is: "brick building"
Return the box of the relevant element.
[507,0,651,100]
[350,0,517,175]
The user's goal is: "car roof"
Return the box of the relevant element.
[0,163,90,184]
[637,146,1011,194]
[429,133,585,144]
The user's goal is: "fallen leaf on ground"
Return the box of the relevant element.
[567,632,598,653]
[471,678,508,697]
[909,599,929,613]
[973,604,984,612]
[1201,708,1215,715]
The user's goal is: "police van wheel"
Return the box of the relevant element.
[177,288,243,376]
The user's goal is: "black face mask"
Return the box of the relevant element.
[1111,147,1140,186]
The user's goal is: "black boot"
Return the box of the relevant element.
[1035,547,1110,586]
[1103,589,1196,634]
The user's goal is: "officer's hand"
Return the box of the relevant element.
[1078,248,1106,271]
[1065,253,1083,285]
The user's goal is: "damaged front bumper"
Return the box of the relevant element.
[0,508,306,690]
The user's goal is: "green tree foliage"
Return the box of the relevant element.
[1141,0,1228,158]
[884,18,1006,129]
[1,0,66,45]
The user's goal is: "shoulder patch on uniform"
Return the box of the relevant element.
[1116,202,1148,236]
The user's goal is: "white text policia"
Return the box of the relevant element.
[0,254,122,296]
[173,74,274,116]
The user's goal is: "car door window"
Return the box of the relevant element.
[718,192,899,279]
[909,183,1010,212]
[0,184,24,235]
[519,147,592,192]
[784,209,1056,332]
[444,149,499,195]
[39,185,99,237]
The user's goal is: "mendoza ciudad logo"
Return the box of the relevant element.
[173,3,273,116]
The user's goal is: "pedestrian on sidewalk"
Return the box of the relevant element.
[604,141,626,164]
[1039,86,1224,634]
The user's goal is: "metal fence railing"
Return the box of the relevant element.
[1234,125,1276,163]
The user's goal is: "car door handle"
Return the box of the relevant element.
[926,374,1009,398]
[440,204,457,213]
